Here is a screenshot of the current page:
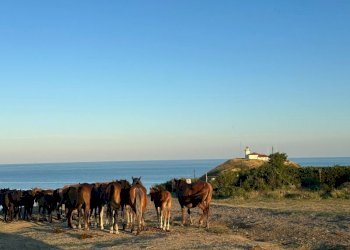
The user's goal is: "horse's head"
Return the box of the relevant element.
[132,176,142,185]
[149,186,159,201]
[172,178,181,193]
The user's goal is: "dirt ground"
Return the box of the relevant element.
[0,198,349,250]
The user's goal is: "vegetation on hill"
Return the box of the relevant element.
[211,152,350,199]
[200,154,300,181]
[156,152,350,200]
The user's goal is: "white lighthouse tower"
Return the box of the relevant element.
[244,146,251,159]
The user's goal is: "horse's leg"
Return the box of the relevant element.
[188,208,193,225]
[130,208,135,233]
[130,208,134,228]
[167,207,171,231]
[121,206,126,230]
[49,208,53,223]
[206,205,210,229]
[142,209,146,231]
[108,208,114,234]
[37,206,41,221]
[84,206,90,230]
[113,209,119,234]
[67,209,75,229]
[181,207,186,226]
[136,212,141,235]
[158,207,162,229]
[99,206,105,230]
[199,201,210,229]
[78,208,82,229]
[161,204,166,230]
[197,203,207,227]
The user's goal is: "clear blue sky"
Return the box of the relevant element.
[1,1,349,163]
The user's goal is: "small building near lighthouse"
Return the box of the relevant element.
[244,147,269,161]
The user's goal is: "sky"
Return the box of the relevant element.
[0,1,350,164]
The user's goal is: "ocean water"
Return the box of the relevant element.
[0,159,223,191]
[291,157,350,167]
[0,157,349,191]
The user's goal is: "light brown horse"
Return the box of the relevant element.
[172,179,212,228]
[129,177,147,235]
[103,181,122,234]
[149,187,172,231]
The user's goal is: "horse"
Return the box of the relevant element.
[103,181,122,234]
[90,182,110,230]
[172,179,213,229]
[34,189,56,222]
[62,183,93,230]
[118,179,133,230]
[149,186,172,231]
[129,177,147,235]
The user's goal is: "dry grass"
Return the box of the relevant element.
[80,233,94,240]
[53,227,64,234]
[1,197,349,249]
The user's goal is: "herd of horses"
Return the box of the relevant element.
[0,178,213,235]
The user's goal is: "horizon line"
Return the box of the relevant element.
[1,155,350,166]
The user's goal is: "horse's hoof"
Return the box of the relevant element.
[114,231,119,235]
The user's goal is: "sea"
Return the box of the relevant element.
[0,157,349,191]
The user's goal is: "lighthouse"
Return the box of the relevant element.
[244,146,251,159]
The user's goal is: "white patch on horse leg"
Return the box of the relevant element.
[100,208,104,230]
[114,222,119,234]
[160,209,163,229]
[167,211,170,231]
[78,211,82,229]
[162,212,166,231]
[109,210,114,233]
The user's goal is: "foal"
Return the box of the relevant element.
[149,187,172,231]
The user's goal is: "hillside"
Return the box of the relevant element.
[200,158,300,180]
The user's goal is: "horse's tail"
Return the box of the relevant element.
[135,188,142,219]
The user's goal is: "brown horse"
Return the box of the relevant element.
[149,187,172,231]
[103,181,122,234]
[90,182,110,230]
[172,179,212,228]
[62,183,93,230]
[118,179,133,230]
[129,177,147,235]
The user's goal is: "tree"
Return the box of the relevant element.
[268,152,288,168]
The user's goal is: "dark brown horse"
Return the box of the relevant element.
[150,187,172,231]
[129,177,147,235]
[62,183,93,230]
[172,179,212,228]
[90,182,110,230]
[118,179,133,230]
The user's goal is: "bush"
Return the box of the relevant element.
[212,171,238,198]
